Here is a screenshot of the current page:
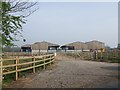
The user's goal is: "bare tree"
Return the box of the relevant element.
[9,0,39,17]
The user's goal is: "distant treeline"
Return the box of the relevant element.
[2,46,21,52]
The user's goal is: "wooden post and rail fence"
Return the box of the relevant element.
[0,54,55,88]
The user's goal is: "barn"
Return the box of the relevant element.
[31,41,60,54]
[21,40,105,53]
[61,41,88,52]
[61,40,105,52]
[21,41,60,54]
[85,40,105,51]
[21,44,32,52]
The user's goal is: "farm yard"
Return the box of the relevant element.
[1,52,119,88]
[1,1,119,89]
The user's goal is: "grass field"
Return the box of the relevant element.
[64,51,120,63]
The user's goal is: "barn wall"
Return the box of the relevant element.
[86,41,105,50]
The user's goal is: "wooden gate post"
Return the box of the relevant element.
[101,52,103,60]
[50,55,51,66]
[0,59,3,90]
[33,56,35,73]
[43,55,45,70]
[53,54,55,63]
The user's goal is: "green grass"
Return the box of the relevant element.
[19,69,32,77]
[3,73,15,87]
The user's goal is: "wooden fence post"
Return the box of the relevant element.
[33,56,35,73]
[16,58,19,81]
[50,55,51,66]
[53,53,56,63]
[51,55,54,64]
[43,55,45,70]
[0,59,3,90]
[101,52,103,59]
[53,54,55,63]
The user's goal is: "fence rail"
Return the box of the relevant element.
[0,54,55,82]
[2,52,51,58]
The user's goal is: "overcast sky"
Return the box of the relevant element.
[15,2,118,48]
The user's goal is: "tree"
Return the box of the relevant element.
[0,0,38,46]
[3,46,21,52]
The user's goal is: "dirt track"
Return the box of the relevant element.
[5,55,119,88]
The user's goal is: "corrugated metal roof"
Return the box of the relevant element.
[33,41,59,46]
[21,44,31,47]
[85,40,104,44]
[63,41,84,46]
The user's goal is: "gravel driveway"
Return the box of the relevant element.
[5,57,119,88]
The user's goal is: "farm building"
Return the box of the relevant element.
[21,41,60,53]
[32,41,59,50]
[61,40,105,52]
[61,41,88,52]
[21,44,32,52]
[85,40,105,51]
[21,40,105,53]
